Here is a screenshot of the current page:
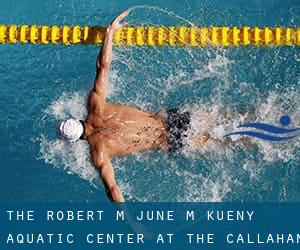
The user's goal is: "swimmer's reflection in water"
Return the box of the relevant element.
[57,11,211,202]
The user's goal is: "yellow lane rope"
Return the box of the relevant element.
[0,25,299,46]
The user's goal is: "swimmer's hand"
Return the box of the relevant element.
[107,10,129,33]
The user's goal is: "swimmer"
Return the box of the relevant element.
[58,11,210,202]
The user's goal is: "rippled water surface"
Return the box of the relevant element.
[0,0,299,202]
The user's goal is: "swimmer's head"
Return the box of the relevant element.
[57,118,84,142]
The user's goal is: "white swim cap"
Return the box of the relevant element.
[58,118,84,142]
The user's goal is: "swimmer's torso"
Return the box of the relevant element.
[85,92,167,156]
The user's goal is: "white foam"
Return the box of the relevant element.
[180,89,300,163]
[39,134,97,183]
[37,6,299,202]
[46,92,87,120]
[39,92,98,185]
[38,72,300,203]
[253,90,300,162]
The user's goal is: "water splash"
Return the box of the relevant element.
[39,88,300,202]
[39,134,97,184]
[37,6,299,202]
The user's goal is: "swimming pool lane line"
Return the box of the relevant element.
[0,25,299,46]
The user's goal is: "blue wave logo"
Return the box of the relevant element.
[224,116,300,141]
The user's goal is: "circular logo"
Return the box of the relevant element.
[279,116,291,126]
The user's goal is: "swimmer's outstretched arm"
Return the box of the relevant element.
[93,11,129,101]
[92,143,125,202]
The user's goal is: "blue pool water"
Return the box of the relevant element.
[0,0,299,202]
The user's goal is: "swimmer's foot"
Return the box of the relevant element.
[193,133,210,147]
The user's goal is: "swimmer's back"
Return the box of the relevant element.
[86,102,168,157]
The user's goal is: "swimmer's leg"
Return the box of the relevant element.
[192,133,254,148]
[190,107,258,148]
[189,113,218,147]
[192,132,211,147]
